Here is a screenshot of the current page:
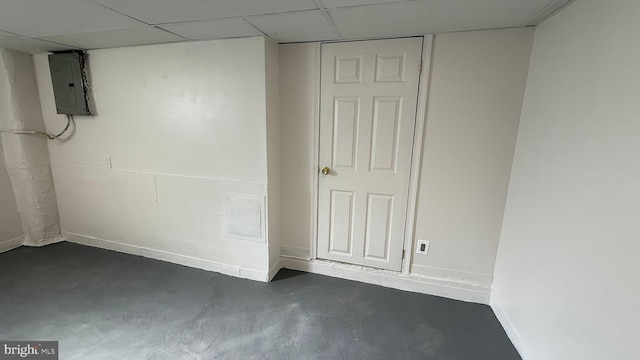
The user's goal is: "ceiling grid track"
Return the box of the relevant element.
[313,0,344,41]
[528,0,576,25]
[242,18,269,38]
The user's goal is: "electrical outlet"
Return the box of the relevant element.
[416,239,430,255]
[105,156,112,169]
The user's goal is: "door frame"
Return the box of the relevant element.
[310,35,434,274]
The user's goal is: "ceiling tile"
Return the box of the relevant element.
[0,31,18,38]
[94,0,222,24]
[320,0,410,8]
[203,0,319,18]
[0,0,143,37]
[39,27,184,50]
[0,38,78,54]
[0,0,569,48]
[246,10,339,43]
[329,0,550,39]
[159,19,262,40]
[94,0,318,25]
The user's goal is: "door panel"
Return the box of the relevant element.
[364,193,394,261]
[335,56,362,83]
[375,54,406,82]
[332,97,360,170]
[370,97,401,172]
[318,37,422,271]
[329,190,355,255]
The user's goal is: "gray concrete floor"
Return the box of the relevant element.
[0,242,520,359]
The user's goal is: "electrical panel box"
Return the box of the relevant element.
[48,51,92,115]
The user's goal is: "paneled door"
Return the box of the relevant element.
[317,37,422,271]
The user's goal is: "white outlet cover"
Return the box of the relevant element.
[416,239,430,255]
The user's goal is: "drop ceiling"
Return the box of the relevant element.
[0,0,571,53]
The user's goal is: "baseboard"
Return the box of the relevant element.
[268,259,282,281]
[280,246,311,260]
[0,235,23,253]
[281,257,490,304]
[490,296,534,360]
[63,232,270,282]
[22,235,65,247]
[410,264,493,289]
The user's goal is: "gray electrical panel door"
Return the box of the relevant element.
[48,52,91,115]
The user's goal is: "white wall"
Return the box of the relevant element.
[492,1,640,359]
[34,37,276,280]
[278,28,533,292]
[412,28,533,286]
[278,43,318,260]
[265,37,281,277]
[0,137,22,251]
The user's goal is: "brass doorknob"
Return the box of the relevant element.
[321,166,331,175]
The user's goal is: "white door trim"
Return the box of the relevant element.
[402,34,433,274]
[310,42,321,261]
[310,35,433,273]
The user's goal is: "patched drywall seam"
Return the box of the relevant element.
[0,49,63,246]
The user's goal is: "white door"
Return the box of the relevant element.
[317,37,422,271]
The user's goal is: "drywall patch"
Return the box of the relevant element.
[223,194,264,242]
[0,49,63,246]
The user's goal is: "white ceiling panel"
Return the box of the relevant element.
[93,0,224,24]
[0,0,143,37]
[0,0,572,49]
[329,0,552,39]
[0,38,78,54]
[39,27,184,50]
[203,0,319,18]
[159,19,262,40]
[320,0,410,8]
[246,11,339,43]
[94,0,318,25]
